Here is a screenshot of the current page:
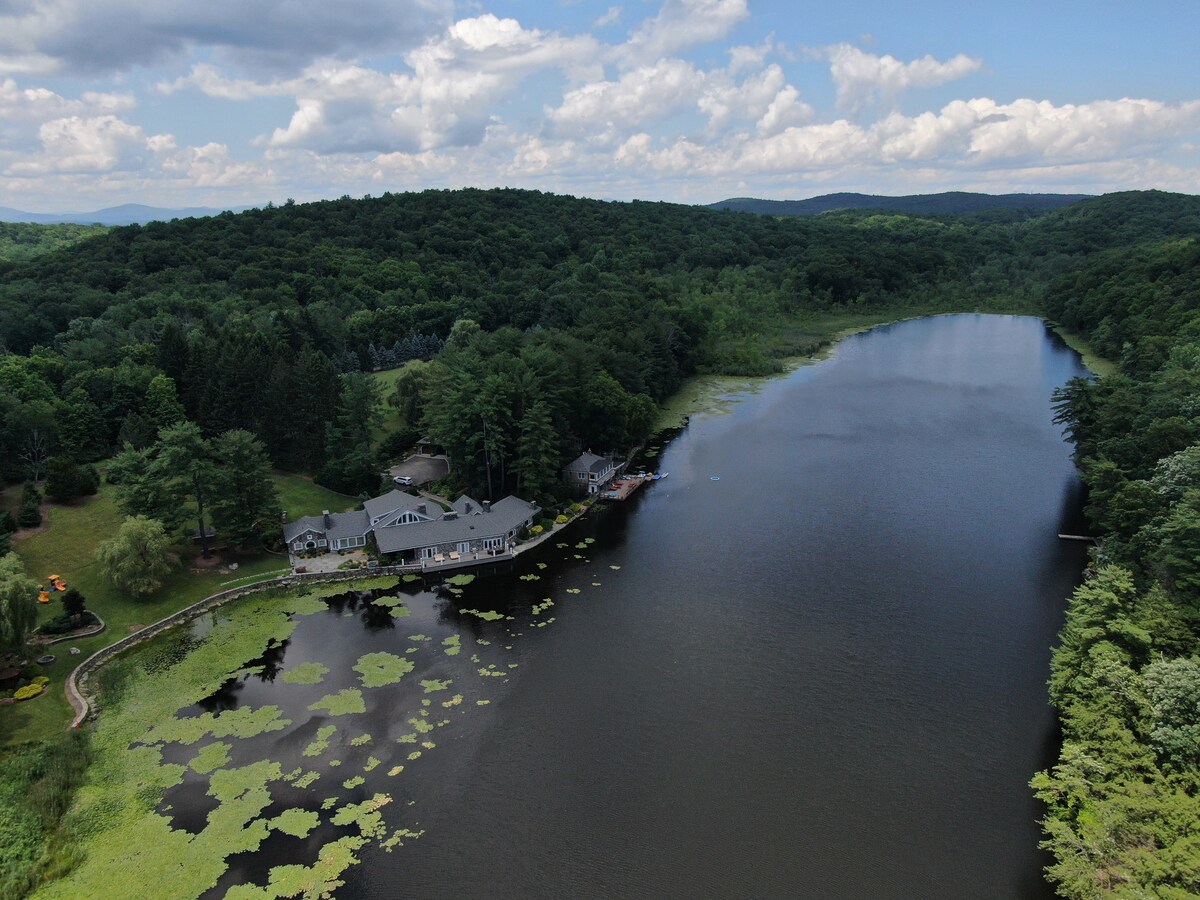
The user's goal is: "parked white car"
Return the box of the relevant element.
[393,475,414,486]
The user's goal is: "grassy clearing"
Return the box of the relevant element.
[5,485,284,746]
[271,472,358,521]
[370,363,416,444]
[1047,324,1118,377]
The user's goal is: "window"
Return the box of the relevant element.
[484,537,503,550]
[420,547,436,559]
[457,541,470,553]
[293,541,302,550]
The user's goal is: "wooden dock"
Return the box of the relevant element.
[602,474,650,501]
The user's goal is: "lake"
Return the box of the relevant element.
[165,314,1089,899]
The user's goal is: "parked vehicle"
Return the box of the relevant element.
[393,475,414,486]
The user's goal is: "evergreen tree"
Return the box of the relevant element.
[515,399,559,499]
[17,481,41,528]
[210,429,281,548]
[144,374,186,432]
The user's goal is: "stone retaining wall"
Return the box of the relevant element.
[66,565,419,729]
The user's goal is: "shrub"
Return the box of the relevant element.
[31,676,49,686]
[530,525,544,535]
[44,456,100,503]
[13,683,44,700]
[570,503,583,513]
[555,514,569,525]
[17,482,41,528]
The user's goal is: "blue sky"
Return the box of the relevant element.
[0,0,1197,210]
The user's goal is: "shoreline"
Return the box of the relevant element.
[653,308,1109,436]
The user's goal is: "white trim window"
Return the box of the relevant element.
[483,537,503,550]
[420,547,436,559]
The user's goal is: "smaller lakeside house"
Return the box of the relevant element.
[283,489,539,563]
[563,451,619,495]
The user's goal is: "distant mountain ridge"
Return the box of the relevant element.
[0,203,248,226]
[708,191,1094,217]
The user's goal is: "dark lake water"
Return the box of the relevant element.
[178,314,1090,899]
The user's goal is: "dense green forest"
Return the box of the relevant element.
[0,187,1199,897]
[0,222,108,267]
[708,190,1091,217]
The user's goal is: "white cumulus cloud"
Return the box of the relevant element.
[825,44,982,112]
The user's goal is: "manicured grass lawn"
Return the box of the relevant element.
[371,363,416,446]
[4,487,286,746]
[271,471,358,520]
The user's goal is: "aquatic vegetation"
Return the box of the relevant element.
[442,694,463,708]
[565,588,581,594]
[536,563,548,569]
[444,574,475,586]
[387,766,404,777]
[349,734,372,746]
[420,741,436,750]
[476,700,491,706]
[293,771,321,789]
[408,717,433,734]
[352,653,414,688]
[308,689,366,716]
[269,809,319,839]
[143,705,292,746]
[420,679,452,693]
[402,574,421,582]
[390,606,411,618]
[370,595,403,607]
[281,662,329,685]
[442,635,461,656]
[460,608,505,621]
[519,574,539,581]
[407,634,430,641]
[188,741,231,775]
[363,757,380,772]
[303,725,337,758]
[532,599,554,615]
[407,751,422,761]
[609,565,621,570]
[342,776,365,789]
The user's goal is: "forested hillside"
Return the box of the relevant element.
[0,188,1027,503]
[708,191,1091,217]
[1031,207,1200,896]
[0,222,108,267]
[0,186,1199,897]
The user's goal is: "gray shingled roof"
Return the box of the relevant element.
[374,496,540,555]
[363,489,428,522]
[564,452,612,475]
[283,509,369,543]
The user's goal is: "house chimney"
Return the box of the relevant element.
[417,503,427,515]
[322,510,331,528]
[463,501,472,513]
[482,500,491,513]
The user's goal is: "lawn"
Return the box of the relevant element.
[271,471,359,521]
[370,362,418,447]
[4,486,287,746]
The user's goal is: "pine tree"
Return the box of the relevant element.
[210,430,281,548]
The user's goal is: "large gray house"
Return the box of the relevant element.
[283,489,539,563]
[563,451,619,495]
